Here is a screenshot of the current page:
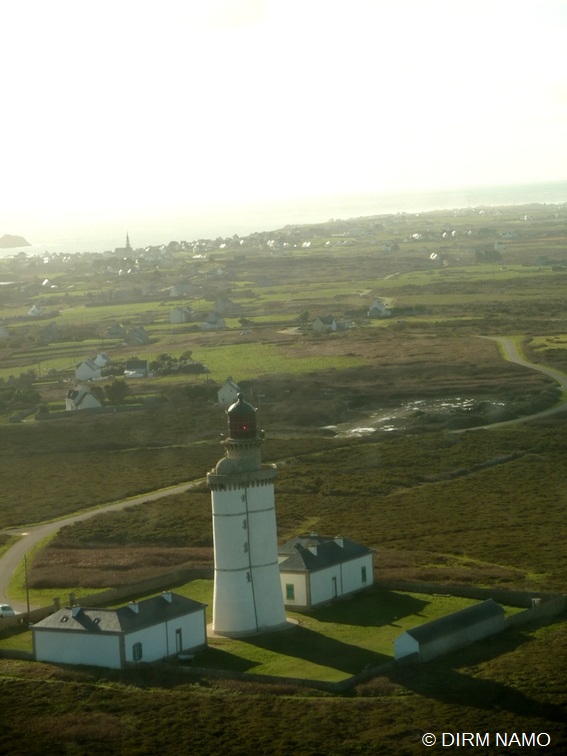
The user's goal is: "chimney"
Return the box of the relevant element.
[162,591,173,603]
[129,601,139,614]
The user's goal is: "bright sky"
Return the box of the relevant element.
[2,0,566,236]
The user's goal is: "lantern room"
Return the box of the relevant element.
[227,393,257,439]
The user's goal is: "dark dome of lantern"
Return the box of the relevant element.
[227,393,257,439]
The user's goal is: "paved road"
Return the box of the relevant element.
[2,336,566,612]
[0,480,204,611]
[477,336,567,427]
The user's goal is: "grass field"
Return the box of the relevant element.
[1,203,567,754]
[0,582,516,682]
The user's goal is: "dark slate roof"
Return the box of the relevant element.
[404,599,505,644]
[33,592,206,635]
[278,535,372,573]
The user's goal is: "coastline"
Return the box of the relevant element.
[2,180,566,258]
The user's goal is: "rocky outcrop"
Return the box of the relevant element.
[0,234,31,248]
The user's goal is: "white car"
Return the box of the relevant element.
[0,604,15,618]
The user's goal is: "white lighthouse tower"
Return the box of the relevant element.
[207,393,287,636]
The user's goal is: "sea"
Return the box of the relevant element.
[2,180,566,258]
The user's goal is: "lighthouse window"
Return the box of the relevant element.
[361,566,367,583]
[285,584,295,601]
[132,642,143,662]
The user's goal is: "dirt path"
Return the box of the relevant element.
[2,336,566,611]
[0,480,204,611]
[476,336,567,427]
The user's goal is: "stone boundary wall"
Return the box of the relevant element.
[505,594,567,628]
[373,579,562,608]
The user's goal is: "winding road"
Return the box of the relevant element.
[1,336,566,612]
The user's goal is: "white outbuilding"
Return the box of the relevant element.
[394,599,506,663]
[278,534,374,610]
[217,376,241,406]
[75,359,101,381]
[32,592,207,669]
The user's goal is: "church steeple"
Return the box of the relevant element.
[126,233,131,251]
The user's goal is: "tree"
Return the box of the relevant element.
[104,379,129,406]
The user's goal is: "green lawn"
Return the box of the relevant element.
[0,581,510,682]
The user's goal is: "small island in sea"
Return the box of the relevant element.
[0,234,31,249]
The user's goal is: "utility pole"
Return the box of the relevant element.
[24,554,30,617]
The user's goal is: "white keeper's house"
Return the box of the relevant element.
[32,592,207,669]
[278,534,374,610]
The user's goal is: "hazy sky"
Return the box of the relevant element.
[2,0,566,235]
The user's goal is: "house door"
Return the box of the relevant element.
[332,577,338,598]
[175,628,183,654]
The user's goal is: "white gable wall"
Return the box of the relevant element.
[34,631,121,669]
[340,554,374,594]
[75,363,101,381]
[310,565,343,606]
[217,382,239,405]
[279,573,308,609]
[124,611,207,663]
[394,633,419,661]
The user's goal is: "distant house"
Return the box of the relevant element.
[105,323,127,340]
[215,294,241,316]
[367,298,391,319]
[312,316,337,333]
[65,386,103,411]
[170,306,194,324]
[394,599,506,663]
[75,359,101,381]
[201,312,226,331]
[124,359,149,378]
[126,326,150,346]
[32,592,207,670]
[217,376,240,406]
[93,352,111,368]
[39,322,62,344]
[278,534,374,610]
[28,304,44,317]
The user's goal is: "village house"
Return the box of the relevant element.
[93,352,111,368]
[312,315,337,333]
[124,359,150,378]
[32,592,207,670]
[65,386,103,411]
[75,359,101,382]
[169,306,194,324]
[105,323,126,340]
[217,376,240,406]
[394,599,506,663]
[126,326,150,346]
[278,534,374,610]
[201,312,226,331]
[367,298,391,318]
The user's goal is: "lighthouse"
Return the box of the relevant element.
[207,394,287,636]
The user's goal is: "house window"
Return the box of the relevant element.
[285,584,295,601]
[132,642,143,662]
[361,566,367,584]
[175,628,183,654]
